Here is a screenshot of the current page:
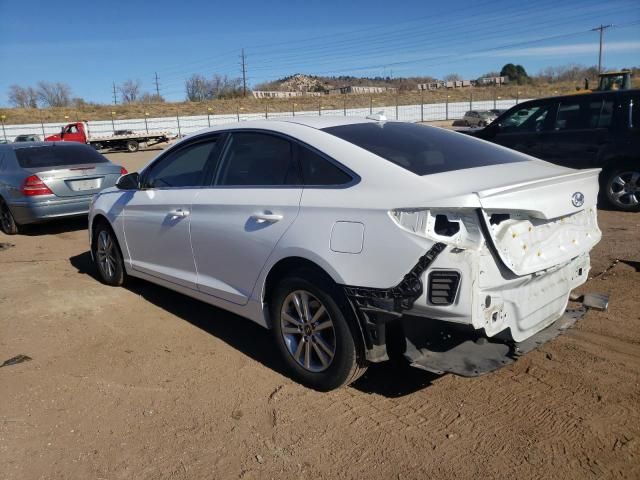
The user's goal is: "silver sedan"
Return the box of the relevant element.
[0,142,125,234]
[462,110,497,127]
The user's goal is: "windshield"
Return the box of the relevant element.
[322,122,525,176]
[14,144,108,169]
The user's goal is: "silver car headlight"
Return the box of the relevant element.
[389,208,484,250]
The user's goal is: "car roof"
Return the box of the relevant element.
[272,116,381,129]
[521,88,640,105]
[181,116,386,140]
[0,141,86,151]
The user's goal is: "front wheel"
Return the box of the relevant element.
[0,199,18,235]
[92,223,126,286]
[603,166,640,211]
[270,273,367,391]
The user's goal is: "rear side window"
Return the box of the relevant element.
[14,144,108,168]
[216,132,299,186]
[322,122,524,176]
[297,145,352,186]
[555,100,588,130]
[145,137,220,188]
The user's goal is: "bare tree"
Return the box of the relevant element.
[185,74,244,101]
[36,81,71,107]
[214,75,243,99]
[119,79,141,103]
[139,92,165,103]
[185,74,209,102]
[8,85,38,108]
[444,73,462,82]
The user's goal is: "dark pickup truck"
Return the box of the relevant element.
[469,89,640,211]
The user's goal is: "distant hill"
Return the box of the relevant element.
[254,73,438,92]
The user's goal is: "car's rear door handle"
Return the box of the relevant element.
[169,208,190,218]
[251,212,283,223]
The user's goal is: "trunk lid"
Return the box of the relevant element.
[476,168,601,276]
[26,163,122,197]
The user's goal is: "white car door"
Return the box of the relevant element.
[123,135,223,289]
[190,131,303,305]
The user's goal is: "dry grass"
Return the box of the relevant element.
[0,81,628,125]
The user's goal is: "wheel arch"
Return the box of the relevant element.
[262,256,342,306]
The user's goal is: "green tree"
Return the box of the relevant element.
[500,63,530,84]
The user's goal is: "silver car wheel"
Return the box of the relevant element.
[96,230,117,279]
[608,171,640,207]
[280,290,336,373]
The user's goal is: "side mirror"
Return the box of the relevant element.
[116,172,140,190]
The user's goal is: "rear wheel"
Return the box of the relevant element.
[0,199,18,235]
[92,223,125,286]
[603,166,640,211]
[125,140,139,153]
[270,272,367,391]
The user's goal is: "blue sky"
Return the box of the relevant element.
[1,0,639,105]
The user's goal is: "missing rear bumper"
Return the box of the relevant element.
[405,307,586,376]
[342,242,447,362]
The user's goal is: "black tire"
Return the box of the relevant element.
[125,140,139,153]
[602,164,640,212]
[270,271,367,391]
[91,222,126,286]
[0,198,19,235]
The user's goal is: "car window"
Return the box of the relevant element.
[554,99,597,131]
[500,103,553,133]
[216,132,299,186]
[14,144,108,168]
[322,122,525,176]
[297,144,352,186]
[589,99,615,128]
[144,137,220,189]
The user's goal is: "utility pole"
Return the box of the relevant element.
[154,72,161,98]
[240,48,247,97]
[112,82,118,105]
[592,24,612,73]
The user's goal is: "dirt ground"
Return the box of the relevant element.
[1,148,639,480]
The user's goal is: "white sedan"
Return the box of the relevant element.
[89,116,602,390]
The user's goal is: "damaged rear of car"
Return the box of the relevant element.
[314,121,603,378]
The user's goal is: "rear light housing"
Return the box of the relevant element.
[389,208,484,250]
[120,166,128,175]
[20,175,53,196]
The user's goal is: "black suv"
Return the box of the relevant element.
[471,89,640,211]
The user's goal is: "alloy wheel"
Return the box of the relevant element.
[280,290,336,373]
[96,230,117,280]
[608,171,640,208]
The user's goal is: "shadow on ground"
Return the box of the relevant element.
[69,250,438,398]
[20,217,87,236]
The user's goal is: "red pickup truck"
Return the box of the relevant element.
[45,122,172,152]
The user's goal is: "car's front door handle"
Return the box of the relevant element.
[251,212,283,223]
[169,208,190,218]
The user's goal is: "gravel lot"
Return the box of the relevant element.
[1,148,639,480]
